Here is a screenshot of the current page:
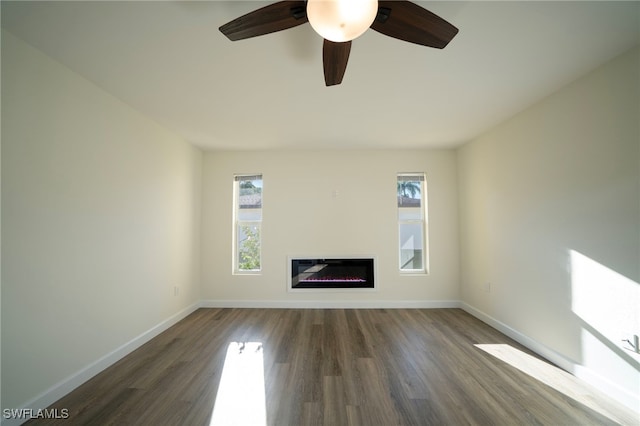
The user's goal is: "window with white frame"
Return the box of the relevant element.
[233,174,262,273]
[397,173,428,273]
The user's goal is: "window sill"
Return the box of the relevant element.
[399,270,429,276]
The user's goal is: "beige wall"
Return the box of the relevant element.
[1,32,202,409]
[201,149,460,305]
[458,47,639,407]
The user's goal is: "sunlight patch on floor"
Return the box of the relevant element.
[211,342,267,426]
[475,343,629,424]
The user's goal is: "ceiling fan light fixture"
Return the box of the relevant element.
[307,0,379,42]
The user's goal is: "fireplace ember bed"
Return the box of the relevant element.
[289,258,375,290]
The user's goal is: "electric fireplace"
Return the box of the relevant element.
[289,258,375,289]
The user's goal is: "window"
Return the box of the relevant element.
[397,173,428,273]
[233,174,262,273]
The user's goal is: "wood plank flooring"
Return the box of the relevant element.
[27,308,639,425]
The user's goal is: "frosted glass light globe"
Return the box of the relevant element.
[307,0,379,42]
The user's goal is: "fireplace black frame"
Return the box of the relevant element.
[289,257,375,290]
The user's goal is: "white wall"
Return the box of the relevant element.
[202,150,459,306]
[458,47,639,408]
[1,31,202,410]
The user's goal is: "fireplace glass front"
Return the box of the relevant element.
[290,258,374,289]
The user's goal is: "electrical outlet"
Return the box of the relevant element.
[483,282,491,293]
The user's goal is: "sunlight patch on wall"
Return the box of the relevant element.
[475,343,628,424]
[570,250,639,355]
[210,342,266,426]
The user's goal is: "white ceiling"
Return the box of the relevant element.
[2,1,639,150]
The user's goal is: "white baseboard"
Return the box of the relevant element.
[460,302,640,414]
[199,299,461,309]
[1,302,200,426]
[459,302,575,371]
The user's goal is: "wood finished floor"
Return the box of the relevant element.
[28,308,638,425]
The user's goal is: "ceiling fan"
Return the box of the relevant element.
[219,0,458,86]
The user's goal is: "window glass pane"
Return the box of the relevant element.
[237,224,261,271]
[399,222,423,271]
[397,180,422,208]
[397,173,426,272]
[238,208,262,221]
[234,174,262,273]
[238,179,262,209]
[398,207,421,221]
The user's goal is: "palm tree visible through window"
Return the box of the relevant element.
[397,180,421,205]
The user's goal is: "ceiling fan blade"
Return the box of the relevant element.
[323,39,352,86]
[219,1,308,41]
[371,1,458,49]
